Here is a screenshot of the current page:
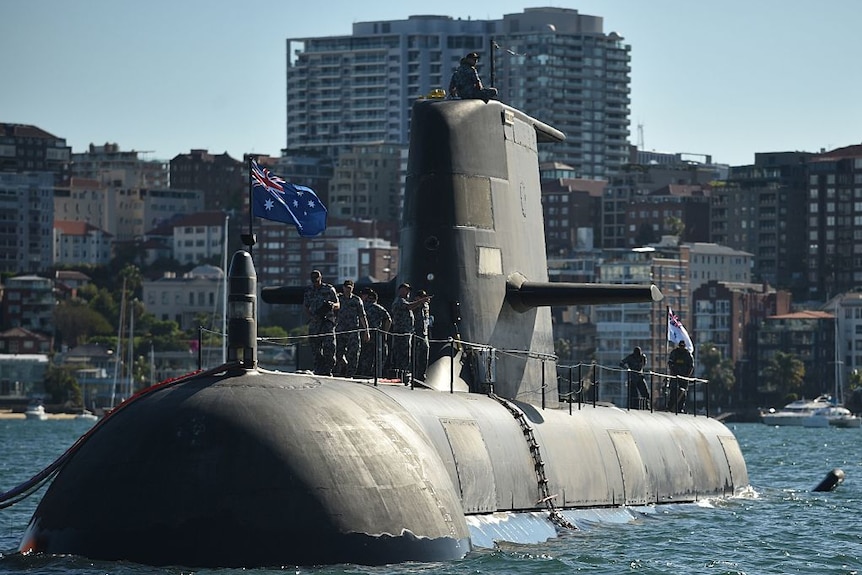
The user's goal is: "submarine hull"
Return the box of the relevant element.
[22,370,747,567]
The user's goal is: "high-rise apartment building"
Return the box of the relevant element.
[494,8,630,179]
[0,123,71,182]
[0,173,54,274]
[286,7,631,180]
[712,152,810,298]
[805,145,862,300]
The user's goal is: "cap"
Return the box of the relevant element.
[398,282,411,291]
[465,52,480,60]
[678,340,687,347]
[343,279,354,287]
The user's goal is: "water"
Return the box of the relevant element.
[1,419,861,574]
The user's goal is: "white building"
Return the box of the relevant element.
[686,242,753,294]
[142,265,225,332]
[53,220,113,266]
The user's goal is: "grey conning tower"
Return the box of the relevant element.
[401,100,658,404]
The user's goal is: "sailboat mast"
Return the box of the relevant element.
[127,302,135,400]
[111,279,127,409]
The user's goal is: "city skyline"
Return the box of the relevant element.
[2,0,860,167]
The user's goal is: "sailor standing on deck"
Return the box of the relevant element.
[620,346,650,409]
[390,283,431,379]
[334,279,369,377]
[667,340,694,412]
[357,288,392,377]
[303,270,340,376]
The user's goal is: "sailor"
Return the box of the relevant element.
[620,346,650,409]
[303,270,340,376]
[667,340,694,412]
[390,283,431,380]
[334,280,369,377]
[448,52,498,102]
[412,290,432,380]
[357,288,392,377]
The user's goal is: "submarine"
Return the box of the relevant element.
[11,99,749,567]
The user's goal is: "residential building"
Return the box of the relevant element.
[712,151,810,299]
[71,142,168,189]
[755,310,834,399]
[328,144,401,222]
[286,7,631,179]
[0,172,55,274]
[625,184,711,246]
[540,162,605,255]
[0,353,49,401]
[0,275,55,337]
[170,211,229,265]
[686,242,753,294]
[603,161,718,249]
[53,220,113,267]
[142,265,225,332]
[114,188,205,243]
[0,326,52,354]
[824,291,862,400]
[692,280,791,404]
[805,145,862,300]
[493,7,631,179]
[169,149,244,211]
[0,123,71,182]
[54,177,113,233]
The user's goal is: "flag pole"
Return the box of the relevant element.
[241,155,257,256]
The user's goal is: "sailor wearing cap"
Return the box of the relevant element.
[448,51,498,102]
[390,283,432,379]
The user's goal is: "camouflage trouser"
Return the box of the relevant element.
[309,319,336,376]
[336,331,361,377]
[391,332,412,375]
[357,330,387,377]
[413,335,429,380]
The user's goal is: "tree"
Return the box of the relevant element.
[698,342,736,408]
[762,351,805,403]
[54,300,113,348]
[664,215,685,237]
[43,365,81,406]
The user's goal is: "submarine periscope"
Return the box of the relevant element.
[12,99,749,568]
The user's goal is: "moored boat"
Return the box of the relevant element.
[24,404,47,421]
[760,395,833,426]
[802,405,861,428]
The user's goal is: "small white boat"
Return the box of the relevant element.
[24,404,48,421]
[760,395,833,426]
[75,409,99,422]
[803,405,861,428]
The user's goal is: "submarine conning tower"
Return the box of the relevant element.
[402,100,658,404]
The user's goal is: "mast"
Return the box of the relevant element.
[127,301,135,400]
[110,279,127,409]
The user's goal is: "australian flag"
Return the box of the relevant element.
[251,159,327,237]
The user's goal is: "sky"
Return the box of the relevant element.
[2,0,860,167]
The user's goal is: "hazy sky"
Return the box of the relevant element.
[2,0,859,167]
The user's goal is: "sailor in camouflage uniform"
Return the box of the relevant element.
[390,283,431,378]
[334,280,369,377]
[357,288,392,377]
[412,289,431,380]
[303,270,340,376]
[448,52,498,102]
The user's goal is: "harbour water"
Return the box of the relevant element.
[1,418,860,574]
